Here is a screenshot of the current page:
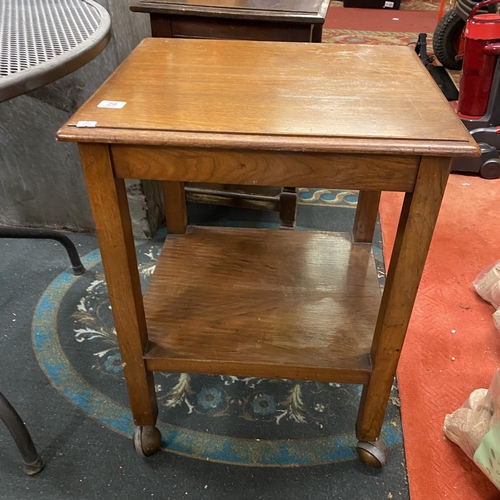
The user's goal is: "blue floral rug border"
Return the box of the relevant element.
[298,189,359,207]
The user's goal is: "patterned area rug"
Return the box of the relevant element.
[322,29,423,45]
[31,195,406,477]
[326,0,446,45]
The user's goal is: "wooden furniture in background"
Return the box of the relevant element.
[57,38,478,467]
[130,0,330,42]
[131,0,331,229]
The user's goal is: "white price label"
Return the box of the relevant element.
[76,121,97,128]
[97,100,127,109]
[384,1,395,7]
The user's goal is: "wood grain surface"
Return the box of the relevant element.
[134,0,323,13]
[111,146,419,191]
[139,0,330,26]
[353,190,382,243]
[60,129,478,156]
[143,226,381,383]
[57,38,477,157]
[162,181,187,234]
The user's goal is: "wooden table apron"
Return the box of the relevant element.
[77,140,451,442]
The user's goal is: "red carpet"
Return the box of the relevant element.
[379,174,500,498]
[325,5,439,32]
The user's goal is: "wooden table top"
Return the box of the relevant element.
[130,0,329,21]
[57,38,478,156]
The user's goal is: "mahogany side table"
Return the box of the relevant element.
[56,38,478,467]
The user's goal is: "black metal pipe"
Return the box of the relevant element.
[0,227,85,275]
[0,392,44,475]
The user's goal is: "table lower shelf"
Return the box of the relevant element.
[143,226,381,384]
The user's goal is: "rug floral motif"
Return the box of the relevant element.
[298,188,359,207]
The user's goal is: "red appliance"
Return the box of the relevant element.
[458,0,500,119]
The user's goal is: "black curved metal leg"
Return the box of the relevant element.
[0,227,85,275]
[0,393,44,475]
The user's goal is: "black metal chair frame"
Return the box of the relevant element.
[0,393,45,475]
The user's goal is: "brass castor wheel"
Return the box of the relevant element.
[133,426,162,457]
[356,440,388,468]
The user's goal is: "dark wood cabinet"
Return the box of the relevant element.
[131,0,330,42]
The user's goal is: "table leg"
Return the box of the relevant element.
[356,156,451,445]
[163,181,188,234]
[311,24,323,43]
[78,144,159,433]
[353,191,381,243]
[279,187,298,229]
[150,14,172,37]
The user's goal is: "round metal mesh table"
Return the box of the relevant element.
[0,0,111,102]
[0,0,109,475]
